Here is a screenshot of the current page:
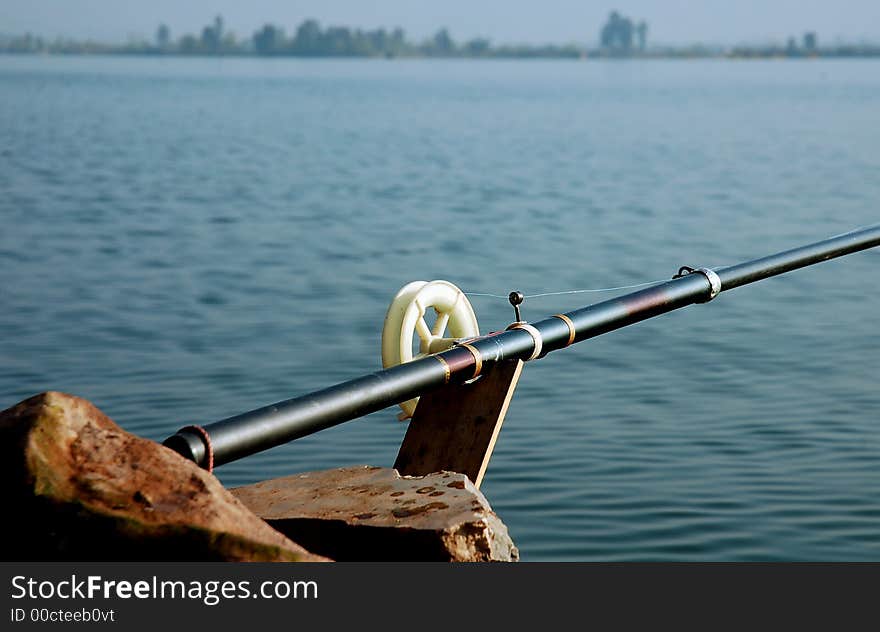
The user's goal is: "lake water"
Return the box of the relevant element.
[1,55,879,561]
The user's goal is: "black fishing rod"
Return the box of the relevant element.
[164,224,880,469]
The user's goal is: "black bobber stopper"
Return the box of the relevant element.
[509,290,525,324]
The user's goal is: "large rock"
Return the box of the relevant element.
[232,465,519,562]
[0,392,326,561]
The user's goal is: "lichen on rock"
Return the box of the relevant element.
[232,465,519,562]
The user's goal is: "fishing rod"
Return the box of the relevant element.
[164,224,880,470]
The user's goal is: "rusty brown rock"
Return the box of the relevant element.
[231,465,519,562]
[0,391,327,561]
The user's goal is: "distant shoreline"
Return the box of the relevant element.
[3,15,879,61]
[3,50,880,60]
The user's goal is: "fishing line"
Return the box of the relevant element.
[467,278,674,301]
[466,265,733,301]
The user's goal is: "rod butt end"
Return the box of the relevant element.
[162,430,206,467]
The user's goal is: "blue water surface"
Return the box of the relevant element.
[1,55,879,560]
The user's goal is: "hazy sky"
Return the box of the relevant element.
[2,1,879,46]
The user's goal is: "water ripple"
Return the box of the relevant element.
[2,56,879,560]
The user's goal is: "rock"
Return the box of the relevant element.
[0,392,327,561]
[231,465,519,562]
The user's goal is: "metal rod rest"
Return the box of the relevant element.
[164,224,880,468]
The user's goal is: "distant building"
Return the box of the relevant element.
[600,11,634,53]
[156,24,170,49]
[636,21,648,52]
[599,11,647,54]
[803,32,818,52]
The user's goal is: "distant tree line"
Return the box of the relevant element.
[1,14,878,59]
[0,16,582,58]
[732,31,822,58]
[245,18,584,58]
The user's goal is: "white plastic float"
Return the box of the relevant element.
[381,280,479,420]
